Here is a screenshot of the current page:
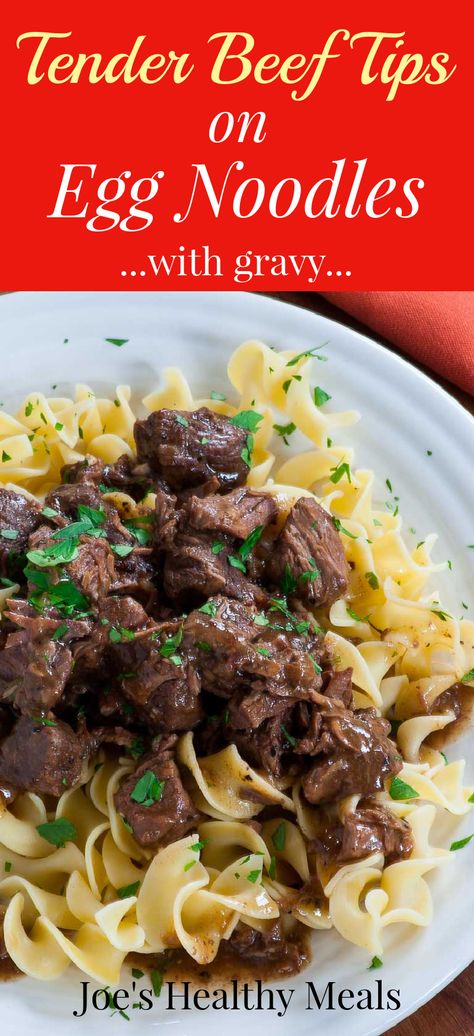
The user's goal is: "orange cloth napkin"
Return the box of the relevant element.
[321,292,474,397]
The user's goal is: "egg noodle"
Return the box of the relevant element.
[0,339,472,983]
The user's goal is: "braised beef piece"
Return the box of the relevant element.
[115,744,199,847]
[313,802,414,865]
[231,713,295,776]
[61,453,154,501]
[154,486,179,550]
[185,486,278,540]
[134,407,249,490]
[0,616,72,714]
[301,707,402,805]
[226,920,309,976]
[163,526,267,608]
[44,482,137,548]
[267,497,348,606]
[0,715,90,795]
[71,595,152,680]
[110,620,203,733]
[0,488,42,578]
[5,598,93,643]
[28,524,116,607]
[184,596,324,702]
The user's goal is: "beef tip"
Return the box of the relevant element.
[232,714,293,777]
[301,708,402,805]
[184,596,324,702]
[185,486,278,540]
[163,526,267,608]
[321,667,353,708]
[226,920,309,977]
[44,482,138,549]
[110,620,203,733]
[72,595,152,679]
[61,455,105,487]
[5,598,93,643]
[313,803,414,865]
[67,537,116,604]
[0,616,72,714]
[134,407,249,490]
[0,715,89,795]
[115,752,199,847]
[267,497,348,607]
[154,486,178,549]
[0,488,42,578]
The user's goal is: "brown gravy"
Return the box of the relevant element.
[427,683,474,750]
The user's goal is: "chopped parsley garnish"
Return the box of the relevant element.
[36,817,77,847]
[130,771,165,807]
[280,563,297,595]
[246,869,261,884]
[365,571,380,590]
[4,861,11,873]
[450,834,473,852]
[176,414,189,427]
[253,612,270,627]
[132,968,144,979]
[198,600,217,617]
[25,566,90,618]
[461,669,474,683]
[105,338,128,347]
[0,529,19,540]
[41,506,58,518]
[385,478,393,493]
[281,724,297,747]
[117,881,140,899]
[273,421,296,445]
[183,860,196,872]
[332,516,358,539]
[431,608,452,622]
[160,626,183,666]
[228,555,247,573]
[389,776,419,801]
[210,390,227,401]
[32,716,57,727]
[1,451,11,462]
[51,623,68,641]
[286,344,328,367]
[313,386,332,407]
[268,855,277,879]
[309,654,322,674]
[55,422,64,432]
[272,822,286,851]
[196,640,211,652]
[282,374,302,393]
[190,840,206,852]
[109,626,136,644]
[256,646,271,657]
[124,518,152,546]
[27,539,79,567]
[211,540,224,554]
[299,559,320,584]
[369,956,383,970]
[239,525,264,561]
[25,401,34,417]
[111,543,134,558]
[127,737,145,760]
[329,460,352,484]
[150,969,164,997]
[230,410,263,433]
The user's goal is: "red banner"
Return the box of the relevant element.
[1,1,471,289]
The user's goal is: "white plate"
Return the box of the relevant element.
[0,291,473,1035]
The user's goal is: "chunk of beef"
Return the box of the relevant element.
[115,751,199,847]
[61,453,154,502]
[134,407,249,490]
[301,707,402,805]
[163,527,267,608]
[184,596,324,702]
[0,616,72,714]
[231,714,294,776]
[313,803,414,865]
[71,595,152,679]
[154,486,178,550]
[0,716,89,795]
[185,487,278,540]
[5,598,93,643]
[0,488,42,578]
[267,497,348,606]
[44,482,139,548]
[110,620,203,733]
[226,920,309,976]
[28,524,116,606]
